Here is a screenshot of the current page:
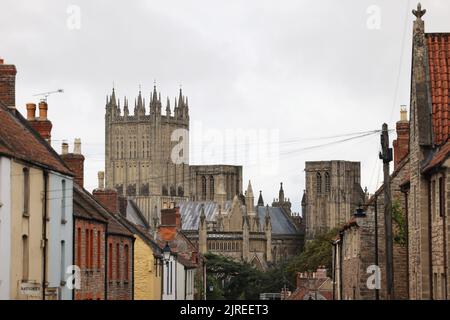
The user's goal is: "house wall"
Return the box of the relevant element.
[176,261,185,300]
[47,172,73,300]
[162,255,176,300]
[106,234,133,300]
[0,157,11,299]
[10,161,44,300]
[133,236,161,300]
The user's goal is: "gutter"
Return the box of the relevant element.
[131,237,135,300]
[104,224,108,300]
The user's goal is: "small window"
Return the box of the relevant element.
[85,228,90,268]
[23,168,30,216]
[22,235,29,281]
[439,177,445,218]
[61,180,66,223]
[97,230,101,269]
[60,240,66,283]
[77,228,82,267]
[108,243,113,279]
[116,243,120,280]
[325,172,330,193]
[124,245,129,281]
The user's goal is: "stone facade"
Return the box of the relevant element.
[104,86,242,224]
[181,182,303,269]
[303,161,364,239]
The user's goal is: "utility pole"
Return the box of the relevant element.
[379,123,394,299]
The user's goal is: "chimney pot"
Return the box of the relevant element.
[98,171,105,190]
[0,58,4,64]
[38,101,48,120]
[61,142,69,155]
[26,103,36,120]
[74,138,81,154]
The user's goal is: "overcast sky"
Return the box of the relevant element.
[1,0,449,212]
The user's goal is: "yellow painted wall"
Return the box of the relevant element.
[10,161,44,300]
[133,235,161,300]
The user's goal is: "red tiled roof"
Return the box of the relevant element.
[422,140,450,173]
[427,33,450,146]
[0,103,72,175]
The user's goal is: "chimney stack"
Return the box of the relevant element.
[93,171,119,215]
[27,100,53,143]
[0,58,17,108]
[393,106,410,170]
[60,139,85,187]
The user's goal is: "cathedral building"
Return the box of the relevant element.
[302,161,365,239]
[180,182,303,269]
[104,86,241,224]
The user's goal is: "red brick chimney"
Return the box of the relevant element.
[393,106,410,170]
[60,138,85,187]
[0,58,17,107]
[93,171,120,215]
[158,206,182,242]
[27,100,53,143]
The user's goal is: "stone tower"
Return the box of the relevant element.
[304,161,364,239]
[105,85,190,222]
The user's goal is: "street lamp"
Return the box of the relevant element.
[163,242,171,262]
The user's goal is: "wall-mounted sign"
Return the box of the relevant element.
[20,282,41,297]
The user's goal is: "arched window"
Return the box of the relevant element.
[178,186,184,197]
[124,245,129,281]
[23,168,30,215]
[116,243,120,280]
[325,172,331,193]
[201,176,207,200]
[209,176,214,200]
[316,172,322,194]
[162,185,168,196]
[170,186,176,196]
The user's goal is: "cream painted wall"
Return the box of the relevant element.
[10,161,45,300]
[0,157,12,300]
[133,236,161,300]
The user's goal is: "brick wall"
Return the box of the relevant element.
[94,189,119,215]
[61,153,84,187]
[74,219,106,300]
[106,234,133,300]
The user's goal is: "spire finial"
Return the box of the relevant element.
[413,3,426,19]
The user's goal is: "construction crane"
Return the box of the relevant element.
[33,89,64,102]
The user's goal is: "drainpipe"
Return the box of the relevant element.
[402,188,410,298]
[72,217,75,300]
[184,267,187,300]
[42,171,49,300]
[332,242,336,300]
[104,225,108,300]
[374,197,379,300]
[131,238,135,300]
[442,173,448,299]
[339,230,344,300]
[428,178,433,300]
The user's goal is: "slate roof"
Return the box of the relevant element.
[422,140,450,173]
[256,206,298,235]
[179,201,231,230]
[179,201,298,235]
[426,33,450,146]
[0,102,72,175]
